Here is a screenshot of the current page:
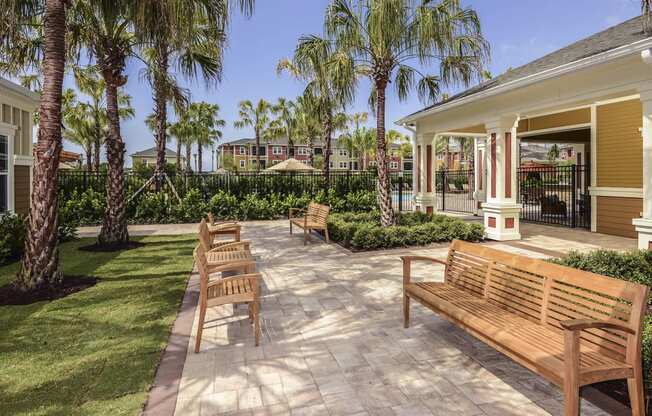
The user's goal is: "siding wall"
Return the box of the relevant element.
[14,165,30,214]
[518,108,591,133]
[596,196,642,238]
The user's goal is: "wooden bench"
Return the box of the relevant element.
[289,202,330,245]
[402,240,649,416]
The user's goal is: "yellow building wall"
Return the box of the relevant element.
[518,108,591,133]
[596,196,642,239]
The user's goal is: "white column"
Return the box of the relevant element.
[410,132,417,203]
[473,137,487,215]
[414,133,436,213]
[633,87,652,249]
[481,117,521,241]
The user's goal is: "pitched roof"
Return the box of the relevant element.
[130,147,180,158]
[403,15,652,121]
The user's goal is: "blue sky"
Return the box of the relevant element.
[63,0,643,169]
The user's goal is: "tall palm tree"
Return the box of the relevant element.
[187,102,224,173]
[68,0,141,246]
[62,89,94,169]
[294,91,322,166]
[644,0,652,34]
[1,0,68,291]
[234,99,273,171]
[278,35,355,184]
[325,0,488,226]
[272,98,297,157]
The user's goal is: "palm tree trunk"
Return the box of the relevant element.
[198,144,203,173]
[98,79,129,246]
[176,140,182,172]
[85,144,92,171]
[15,0,66,291]
[185,143,192,172]
[93,109,101,172]
[375,80,395,226]
[308,136,314,166]
[323,111,332,189]
[255,130,260,172]
[153,41,169,186]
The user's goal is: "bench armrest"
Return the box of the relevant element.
[401,256,448,286]
[560,318,635,335]
[208,241,251,252]
[206,259,256,272]
[289,208,305,219]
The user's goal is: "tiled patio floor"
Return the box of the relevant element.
[171,221,630,416]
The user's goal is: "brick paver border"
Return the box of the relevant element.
[142,270,199,416]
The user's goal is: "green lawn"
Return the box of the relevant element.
[0,235,197,416]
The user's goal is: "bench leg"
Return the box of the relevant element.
[290,221,293,234]
[304,228,308,245]
[628,367,645,416]
[254,300,261,346]
[324,228,330,243]
[563,330,580,416]
[194,304,206,353]
[403,293,410,328]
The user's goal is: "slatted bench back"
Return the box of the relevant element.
[307,202,330,225]
[446,240,649,360]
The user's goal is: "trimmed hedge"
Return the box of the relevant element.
[327,211,484,251]
[60,188,379,225]
[553,250,652,391]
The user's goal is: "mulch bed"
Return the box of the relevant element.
[78,241,145,252]
[0,275,97,306]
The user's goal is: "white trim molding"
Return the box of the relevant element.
[588,187,644,198]
[517,123,591,138]
[14,155,33,166]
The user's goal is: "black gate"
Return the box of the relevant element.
[518,164,590,229]
[436,169,477,214]
[391,173,414,212]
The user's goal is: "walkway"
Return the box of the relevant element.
[166,221,629,416]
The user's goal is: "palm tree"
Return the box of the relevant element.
[1,0,68,291]
[278,35,355,184]
[294,91,322,166]
[68,0,142,246]
[644,0,652,34]
[62,89,94,169]
[325,0,488,226]
[187,102,224,173]
[272,98,297,157]
[547,144,560,163]
[234,99,273,171]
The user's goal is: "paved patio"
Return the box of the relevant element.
[165,221,632,416]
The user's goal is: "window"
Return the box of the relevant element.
[142,158,148,165]
[273,146,282,155]
[297,147,308,155]
[239,146,246,155]
[239,160,245,168]
[0,135,7,211]
[329,162,334,169]
[339,149,347,157]
[390,161,399,170]
[314,147,323,155]
[339,161,347,169]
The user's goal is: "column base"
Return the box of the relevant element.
[632,218,652,250]
[415,195,436,214]
[481,202,522,241]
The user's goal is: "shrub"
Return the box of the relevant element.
[329,211,484,250]
[0,213,26,265]
[553,250,652,390]
[133,192,173,223]
[173,188,207,223]
[59,188,105,226]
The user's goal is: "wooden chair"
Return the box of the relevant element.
[194,244,261,352]
[207,213,241,242]
[289,202,330,245]
[198,219,256,274]
[402,240,650,416]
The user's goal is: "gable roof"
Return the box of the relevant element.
[401,15,652,123]
[130,147,180,158]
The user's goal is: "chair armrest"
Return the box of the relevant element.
[220,273,261,286]
[206,259,256,272]
[400,256,448,286]
[209,241,251,252]
[560,319,635,335]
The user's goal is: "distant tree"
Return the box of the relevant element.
[234,99,273,172]
[313,155,325,170]
[62,89,94,170]
[272,98,297,157]
[221,154,235,172]
[644,0,652,34]
[187,102,224,173]
[547,144,560,163]
[294,91,322,165]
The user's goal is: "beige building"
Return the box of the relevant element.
[130,147,184,168]
[399,15,652,248]
[0,77,38,215]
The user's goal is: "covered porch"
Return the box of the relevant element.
[400,25,652,248]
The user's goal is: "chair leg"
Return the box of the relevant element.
[403,293,410,328]
[254,301,261,346]
[194,305,206,353]
[248,302,254,323]
[304,228,308,245]
[324,228,330,243]
[628,369,646,416]
[289,221,293,234]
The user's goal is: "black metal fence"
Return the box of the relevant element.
[436,169,477,214]
[58,170,415,211]
[518,164,590,229]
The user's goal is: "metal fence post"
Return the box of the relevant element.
[571,164,577,228]
[398,175,403,212]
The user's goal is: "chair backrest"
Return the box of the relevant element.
[207,212,215,224]
[446,240,649,361]
[307,202,330,225]
[198,219,212,251]
[194,244,209,300]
